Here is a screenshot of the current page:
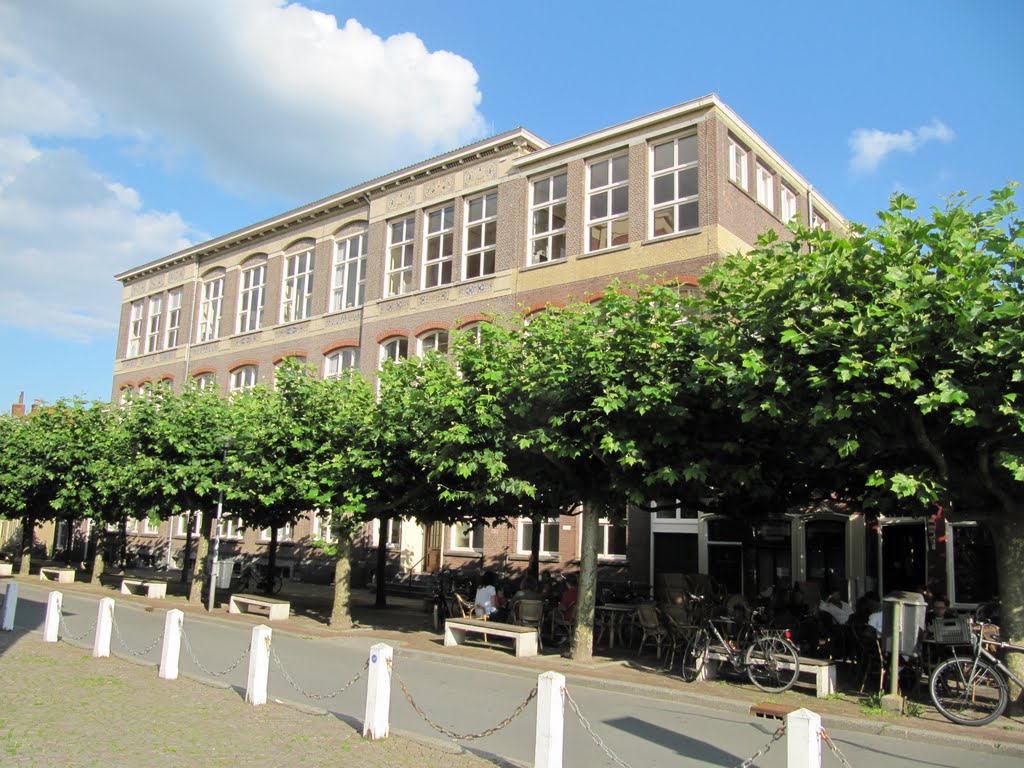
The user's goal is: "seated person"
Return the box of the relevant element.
[818,590,854,625]
[474,571,501,620]
[509,574,542,620]
[560,573,579,621]
[926,596,957,634]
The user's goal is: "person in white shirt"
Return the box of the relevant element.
[474,571,499,618]
[818,591,854,625]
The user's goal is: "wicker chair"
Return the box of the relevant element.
[636,603,669,659]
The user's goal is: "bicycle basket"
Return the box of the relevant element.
[931,617,972,645]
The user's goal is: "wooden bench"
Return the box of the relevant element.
[702,648,836,698]
[444,617,539,658]
[120,578,167,599]
[0,561,12,577]
[228,593,290,621]
[39,567,76,584]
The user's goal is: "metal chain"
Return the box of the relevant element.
[737,724,786,768]
[58,611,98,642]
[563,687,634,768]
[820,727,855,768]
[179,625,249,678]
[270,644,368,700]
[389,658,537,741]
[111,616,164,657]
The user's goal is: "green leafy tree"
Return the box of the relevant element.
[698,185,1024,686]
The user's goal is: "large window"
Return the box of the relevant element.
[230,365,258,392]
[651,134,699,237]
[529,171,567,265]
[386,217,415,297]
[371,519,402,547]
[517,517,559,556]
[324,348,359,378]
[598,517,627,560]
[127,300,144,357]
[756,164,774,211]
[238,263,266,333]
[198,277,224,343]
[728,138,748,189]
[380,337,408,366]
[331,225,367,311]
[164,289,182,348]
[195,372,216,391]
[781,186,798,224]
[313,511,335,544]
[260,524,293,542]
[464,191,497,279]
[587,153,629,252]
[145,295,163,354]
[281,248,314,323]
[423,204,454,288]
[419,330,448,355]
[451,521,484,551]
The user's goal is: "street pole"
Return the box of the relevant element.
[207,487,223,613]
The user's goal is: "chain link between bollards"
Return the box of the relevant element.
[563,686,634,768]
[58,609,98,642]
[820,727,855,768]
[111,615,164,657]
[736,724,786,768]
[179,625,249,677]
[388,657,537,740]
[270,643,368,700]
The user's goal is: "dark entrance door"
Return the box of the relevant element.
[880,521,927,594]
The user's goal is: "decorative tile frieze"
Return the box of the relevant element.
[275,323,306,338]
[386,189,416,211]
[231,334,261,347]
[422,175,455,200]
[464,162,497,186]
[325,313,360,328]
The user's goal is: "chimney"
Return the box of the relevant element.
[11,391,25,417]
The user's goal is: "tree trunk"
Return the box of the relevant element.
[265,526,278,596]
[571,501,601,662]
[375,518,388,608]
[182,511,193,582]
[18,514,35,575]
[329,538,354,628]
[118,516,128,571]
[529,513,541,582]
[90,526,107,584]
[188,513,212,604]
[991,512,1024,711]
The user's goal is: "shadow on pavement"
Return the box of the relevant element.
[604,715,751,767]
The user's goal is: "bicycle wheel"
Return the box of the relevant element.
[929,657,1008,726]
[680,628,709,682]
[745,636,800,693]
[271,574,284,595]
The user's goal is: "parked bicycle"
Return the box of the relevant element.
[929,623,1023,726]
[679,596,801,693]
[235,562,284,595]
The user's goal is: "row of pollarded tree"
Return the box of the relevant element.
[0,187,1021,669]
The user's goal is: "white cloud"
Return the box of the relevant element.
[0,0,487,198]
[0,143,201,340]
[849,119,955,173]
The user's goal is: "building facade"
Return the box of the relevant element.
[117,94,958,598]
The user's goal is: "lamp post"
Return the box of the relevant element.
[207,436,230,613]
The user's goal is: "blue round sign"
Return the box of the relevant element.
[371,654,377,664]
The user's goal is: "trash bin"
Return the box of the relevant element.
[216,558,236,589]
[882,591,927,656]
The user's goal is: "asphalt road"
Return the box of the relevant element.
[3,581,1020,768]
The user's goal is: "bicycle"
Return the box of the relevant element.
[929,623,1023,726]
[679,596,801,693]
[234,562,284,595]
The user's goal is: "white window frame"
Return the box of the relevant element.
[237,263,266,333]
[450,521,484,551]
[195,373,216,391]
[464,191,497,279]
[598,516,627,561]
[650,134,699,238]
[312,511,335,544]
[281,248,314,323]
[728,138,748,190]
[755,164,774,211]
[164,289,182,348]
[331,227,367,311]
[587,153,629,252]
[385,217,415,297]
[516,517,559,556]
[145,296,163,354]
[370,519,402,548]
[781,186,798,224]
[529,171,568,265]
[324,348,360,378]
[176,513,202,537]
[198,277,224,343]
[230,365,258,392]
[380,338,408,367]
[217,517,244,540]
[419,330,449,356]
[260,523,293,542]
[423,204,455,289]
[127,300,144,358]
[812,210,829,230]
[141,517,159,536]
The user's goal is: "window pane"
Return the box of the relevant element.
[533,209,550,234]
[534,179,550,205]
[483,221,496,246]
[468,197,483,221]
[610,218,629,246]
[611,185,629,215]
[653,142,674,172]
[653,207,674,237]
[552,173,567,199]
[679,201,698,230]
[608,524,627,555]
[542,524,559,553]
[467,225,482,250]
[680,166,698,198]
[678,135,697,164]
[552,233,566,261]
[589,223,608,252]
[551,202,566,230]
[653,174,674,204]
[590,159,609,189]
[590,192,608,220]
[611,154,628,183]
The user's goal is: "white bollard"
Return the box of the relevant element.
[1,582,17,631]
[534,671,566,768]
[363,642,393,740]
[43,590,62,642]
[245,624,272,706]
[93,597,114,658]
[159,609,184,680]
[786,708,822,768]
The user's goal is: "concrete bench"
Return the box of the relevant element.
[0,561,12,577]
[120,578,167,599]
[228,593,290,621]
[39,567,76,584]
[702,647,836,697]
[444,617,538,658]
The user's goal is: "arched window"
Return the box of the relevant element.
[332,224,368,311]
[419,330,449,355]
[198,270,226,342]
[229,366,258,392]
[281,240,315,323]
[380,338,408,367]
[195,372,217,391]
[325,348,360,378]
[238,255,268,333]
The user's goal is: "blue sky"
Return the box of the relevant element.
[1,0,1021,407]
